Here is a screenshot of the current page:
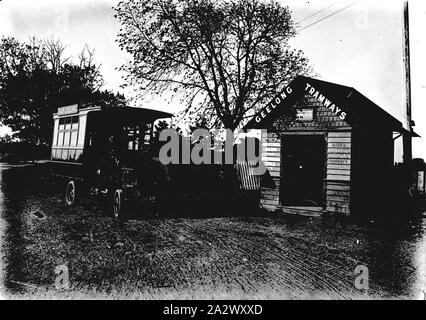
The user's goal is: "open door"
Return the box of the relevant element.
[280,135,326,206]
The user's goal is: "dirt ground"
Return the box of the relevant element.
[0,163,425,300]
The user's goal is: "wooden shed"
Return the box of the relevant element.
[245,76,416,217]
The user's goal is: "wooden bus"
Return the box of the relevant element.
[49,104,172,217]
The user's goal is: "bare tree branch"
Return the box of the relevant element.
[115,0,312,130]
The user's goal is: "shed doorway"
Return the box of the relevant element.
[280,135,326,207]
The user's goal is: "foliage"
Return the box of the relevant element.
[115,0,311,130]
[0,37,125,145]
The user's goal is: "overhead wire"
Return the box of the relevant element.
[296,1,340,24]
[297,0,361,32]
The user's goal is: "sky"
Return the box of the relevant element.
[0,0,425,161]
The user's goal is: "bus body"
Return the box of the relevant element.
[49,104,173,217]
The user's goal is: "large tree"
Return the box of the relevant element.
[115,0,311,130]
[0,37,125,145]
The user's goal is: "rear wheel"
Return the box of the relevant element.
[65,180,77,206]
[113,189,123,218]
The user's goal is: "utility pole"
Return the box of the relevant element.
[402,0,413,164]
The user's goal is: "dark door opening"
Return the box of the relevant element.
[280,135,326,206]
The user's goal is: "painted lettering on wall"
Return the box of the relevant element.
[305,83,347,120]
[255,85,293,123]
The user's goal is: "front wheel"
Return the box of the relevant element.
[65,180,77,206]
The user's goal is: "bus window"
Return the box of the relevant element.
[58,116,79,147]
[144,123,152,145]
[77,115,86,148]
[70,130,78,146]
[125,123,152,151]
[57,118,66,147]
[59,118,66,131]
[126,125,140,150]
[58,131,64,147]
[65,117,72,130]
[71,116,78,129]
[64,131,70,146]
[52,119,59,147]
[144,134,150,144]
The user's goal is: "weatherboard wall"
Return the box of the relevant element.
[260,132,281,211]
[325,131,351,215]
[260,94,352,216]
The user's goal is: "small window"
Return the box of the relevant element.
[125,124,152,150]
[57,132,64,147]
[65,118,72,130]
[59,118,66,130]
[144,123,152,145]
[70,131,78,146]
[64,131,70,146]
[144,134,150,144]
[57,116,79,149]
[71,116,78,129]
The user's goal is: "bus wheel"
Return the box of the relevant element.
[113,189,124,218]
[65,180,77,206]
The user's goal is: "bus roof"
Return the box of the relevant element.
[55,105,173,122]
[98,107,173,122]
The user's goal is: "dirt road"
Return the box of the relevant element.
[1,163,425,299]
